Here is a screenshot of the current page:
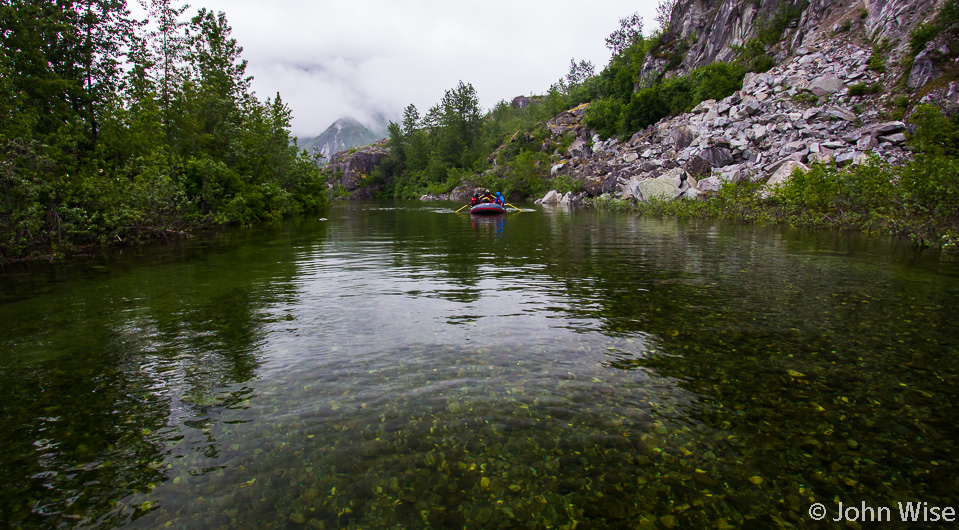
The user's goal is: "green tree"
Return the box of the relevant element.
[605,12,644,55]
[140,0,190,140]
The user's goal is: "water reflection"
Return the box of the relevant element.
[1,202,958,528]
[0,225,305,527]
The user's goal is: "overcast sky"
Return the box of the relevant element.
[148,1,662,137]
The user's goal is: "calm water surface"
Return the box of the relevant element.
[2,202,958,529]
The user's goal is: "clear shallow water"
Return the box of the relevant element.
[2,202,958,529]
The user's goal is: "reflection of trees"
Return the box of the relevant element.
[0,227,302,527]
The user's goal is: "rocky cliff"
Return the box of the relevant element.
[324,139,391,199]
[657,0,945,88]
[540,37,914,205]
[531,0,958,205]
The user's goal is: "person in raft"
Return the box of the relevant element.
[480,190,496,203]
[495,192,504,205]
[470,191,480,206]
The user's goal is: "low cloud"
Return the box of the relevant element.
[155,0,661,137]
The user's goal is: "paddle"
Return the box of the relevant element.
[455,204,471,213]
[506,203,522,212]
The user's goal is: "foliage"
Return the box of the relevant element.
[605,12,644,55]
[587,62,746,139]
[867,40,890,72]
[733,1,809,74]
[755,1,809,46]
[586,105,959,252]
[654,0,677,33]
[0,0,327,261]
[847,83,881,97]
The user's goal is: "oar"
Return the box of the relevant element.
[506,203,522,212]
[455,203,471,213]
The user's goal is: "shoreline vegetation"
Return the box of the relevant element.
[4,0,959,262]
[585,104,959,253]
[0,0,327,263]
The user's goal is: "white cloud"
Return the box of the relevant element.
[138,0,662,136]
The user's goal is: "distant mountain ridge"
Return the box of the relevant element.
[299,117,384,164]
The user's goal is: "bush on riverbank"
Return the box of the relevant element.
[0,2,327,262]
[585,106,959,252]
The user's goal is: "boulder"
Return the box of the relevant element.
[876,121,906,135]
[766,161,809,189]
[537,190,563,204]
[547,107,586,136]
[807,74,847,96]
[739,98,762,116]
[632,176,683,202]
[700,147,735,168]
[826,107,857,121]
[684,156,712,178]
[568,138,591,159]
[673,126,696,150]
[908,42,947,90]
[697,176,723,193]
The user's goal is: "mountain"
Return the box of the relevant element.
[298,117,385,164]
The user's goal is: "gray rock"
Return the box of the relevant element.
[857,136,877,150]
[835,150,862,167]
[803,107,823,121]
[826,107,857,121]
[537,190,563,204]
[879,133,906,144]
[876,121,906,135]
[623,152,639,163]
[692,100,716,114]
[568,138,591,159]
[684,156,712,178]
[512,96,531,109]
[700,147,735,168]
[697,176,723,193]
[551,162,567,175]
[740,98,762,116]
[634,176,683,202]
[807,74,847,96]
[908,43,947,90]
[766,161,809,188]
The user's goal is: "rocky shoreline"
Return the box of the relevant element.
[534,37,921,206]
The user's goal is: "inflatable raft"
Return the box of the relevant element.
[470,203,507,215]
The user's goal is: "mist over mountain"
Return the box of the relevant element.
[298,116,387,163]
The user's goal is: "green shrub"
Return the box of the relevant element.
[791,92,819,105]
[910,23,939,56]
[692,62,747,102]
[868,40,891,72]
[756,1,810,45]
[552,173,584,195]
[588,62,746,140]
[847,83,881,97]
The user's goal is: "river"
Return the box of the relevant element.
[2,201,958,529]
